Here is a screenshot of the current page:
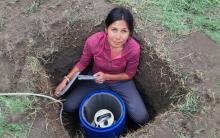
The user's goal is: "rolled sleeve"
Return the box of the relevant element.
[125,47,140,79]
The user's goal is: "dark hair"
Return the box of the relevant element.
[105,7,134,35]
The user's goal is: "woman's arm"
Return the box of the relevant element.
[104,72,129,80]
[54,66,80,96]
[54,38,92,96]
[65,66,80,80]
[94,72,130,83]
[54,33,101,95]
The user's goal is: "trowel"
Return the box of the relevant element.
[57,72,97,97]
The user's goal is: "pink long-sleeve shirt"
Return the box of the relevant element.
[76,32,140,79]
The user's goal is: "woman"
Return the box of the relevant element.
[55,7,149,124]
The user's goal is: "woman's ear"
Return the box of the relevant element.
[105,27,107,32]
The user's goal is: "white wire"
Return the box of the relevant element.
[0,93,64,126]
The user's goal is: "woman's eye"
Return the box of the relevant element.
[112,28,117,32]
[121,30,128,33]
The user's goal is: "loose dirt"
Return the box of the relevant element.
[0,0,220,138]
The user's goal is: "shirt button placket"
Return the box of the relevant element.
[109,60,112,69]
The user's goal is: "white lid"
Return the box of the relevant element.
[94,109,114,128]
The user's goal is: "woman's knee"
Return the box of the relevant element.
[137,110,149,124]
[130,107,149,125]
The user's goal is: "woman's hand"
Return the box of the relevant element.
[93,72,107,84]
[54,79,68,97]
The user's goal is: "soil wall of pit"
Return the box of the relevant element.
[0,0,188,137]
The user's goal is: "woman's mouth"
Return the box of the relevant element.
[113,41,122,45]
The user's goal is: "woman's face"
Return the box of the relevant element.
[106,20,130,48]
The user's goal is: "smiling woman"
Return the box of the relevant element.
[54,6,149,126]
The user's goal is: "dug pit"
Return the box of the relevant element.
[41,21,187,137]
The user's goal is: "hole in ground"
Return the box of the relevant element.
[40,20,187,137]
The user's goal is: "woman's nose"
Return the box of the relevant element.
[115,32,121,40]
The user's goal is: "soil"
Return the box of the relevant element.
[130,31,220,138]
[0,0,220,138]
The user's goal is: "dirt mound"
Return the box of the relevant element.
[128,31,220,137]
[1,0,220,138]
[0,0,113,137]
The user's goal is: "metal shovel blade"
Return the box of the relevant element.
[78,75,97,80]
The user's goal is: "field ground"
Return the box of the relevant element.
[0,0,220,138]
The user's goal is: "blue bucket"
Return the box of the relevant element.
[79,90,126,138]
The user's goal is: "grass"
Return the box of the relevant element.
[48,0,63,10]
[24,0,41,16]
[177,130,186,138]
[66,15,77,27]
[177,91,199,117]
[25,56,42,73]
[0,96,34,137]
[25,38,42,73]
[211,128,219,138]
[0,16,5,31]
[7,0,19,5]
[108,0,220,43]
